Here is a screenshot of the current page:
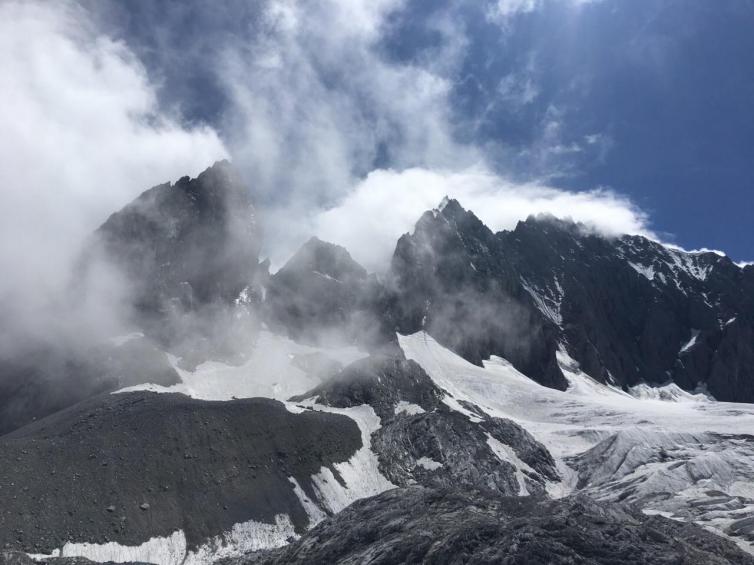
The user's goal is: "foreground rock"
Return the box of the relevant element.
[224,487,754,564]
[0,392,361,554]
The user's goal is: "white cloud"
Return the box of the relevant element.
[0,0,655,295]
[488,0,602,25]
[0,1,226,340]
[497,73,540,107]
[221,0,476,209]
[492,0,539,20]
[212,2,649,272]
[310,167,653,271]
[212,0,480,263]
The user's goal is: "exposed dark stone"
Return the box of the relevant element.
[223,487,754,565]
[0,162,266,435]
[0,392,361,553]
[293,354,558,497]
[373,410,558,496]
[387,199,754,401]
[290,355,443,421]
[89,160,268,365]
[93,160,263,313]
[387,201,567,390]
[265,237,391,348]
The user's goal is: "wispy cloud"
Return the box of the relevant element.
[0,1,226,341]
[488,0,602,25]
[3,0,654,281]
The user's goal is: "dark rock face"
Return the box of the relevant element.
[90,160,267,363]
[388,199,754,401]
[265,237,392,348]
[0,162,267,436]
[0,392,361,553]
[294,355,558,497]
[226,487,754,565]
[94,160,263,313]
[290,356,443,421]
[265,238,367,344]
[372,410,557,497]
[507,216,754,400]
[388,200,567,390]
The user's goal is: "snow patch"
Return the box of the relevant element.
[28,513,296,565]
[680,329,701,354]
[416,456,443,471]
[629,262,655,280]
[295,402,396,515]
[629,382,710,403]
[28,531,187,565]
[184,515,295,565]
[115,329,366,402]
[395,400,425,415]
[520,277,563,325]
[485,434,532,496]
[289,477,328,527]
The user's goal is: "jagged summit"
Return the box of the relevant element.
[265,236,374,346]
[388,198,754,401]
[276,236,367,283]
[390,199,567,389]
[94,160,263,311]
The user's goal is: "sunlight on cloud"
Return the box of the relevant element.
[312,167,653,271]
[227,1,652,271]
[220,0,476,206]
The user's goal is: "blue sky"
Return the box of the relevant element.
[2,0,752,276]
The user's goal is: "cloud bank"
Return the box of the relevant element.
[0,1,226,345]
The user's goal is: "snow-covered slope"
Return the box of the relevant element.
[399,331,754,553]
[116,329,367,401]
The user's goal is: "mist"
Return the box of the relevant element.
[0,0,666,434]
[0,0,661,353]
[0,1,226,354]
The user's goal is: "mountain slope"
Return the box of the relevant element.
[0,391,362,556]
[389,199,567,390]
[388,199,754,401]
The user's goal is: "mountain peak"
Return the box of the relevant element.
[94,161,262,311]
[281,236,367,282]
[435,196,467,220]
